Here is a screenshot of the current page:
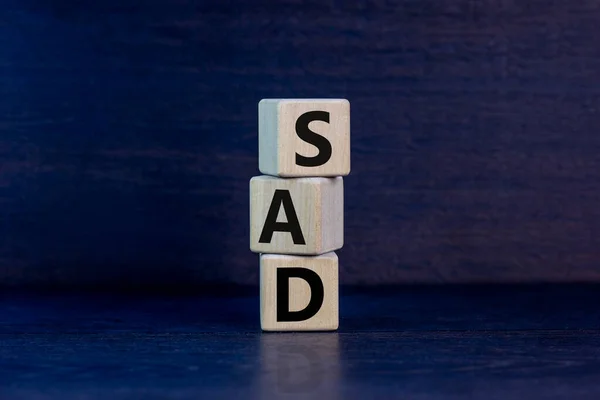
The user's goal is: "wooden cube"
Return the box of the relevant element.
[259,99,350,177]
[250,176,343,255]
[260,252,339,331]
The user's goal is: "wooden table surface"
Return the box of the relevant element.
[2,285,600,399]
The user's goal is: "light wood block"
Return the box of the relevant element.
[260,252,339,331]
[250,175,343,255]
[259,99,350,177]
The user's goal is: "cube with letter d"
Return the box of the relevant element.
[260,252,339,331]
[259,99,350,177]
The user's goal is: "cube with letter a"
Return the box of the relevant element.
[250,176,343,255]
[259,99,350,177]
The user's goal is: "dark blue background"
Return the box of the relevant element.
[3,0,600,288]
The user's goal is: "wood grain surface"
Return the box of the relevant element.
[260,253,339,331]
[258,99,351,177]
[2,0,600,287]
[250,176,344,255]
[2,285,600,399]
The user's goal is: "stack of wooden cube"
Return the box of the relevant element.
[250,99,350,331]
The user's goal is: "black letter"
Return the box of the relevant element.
[259,190,306,245]
[295,111,332,167]
[277,268,324,322]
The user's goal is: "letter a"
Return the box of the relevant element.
[259,189,306,245]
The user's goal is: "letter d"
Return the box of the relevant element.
[277,268,324,322]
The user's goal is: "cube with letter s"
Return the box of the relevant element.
[259,99,350,177]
